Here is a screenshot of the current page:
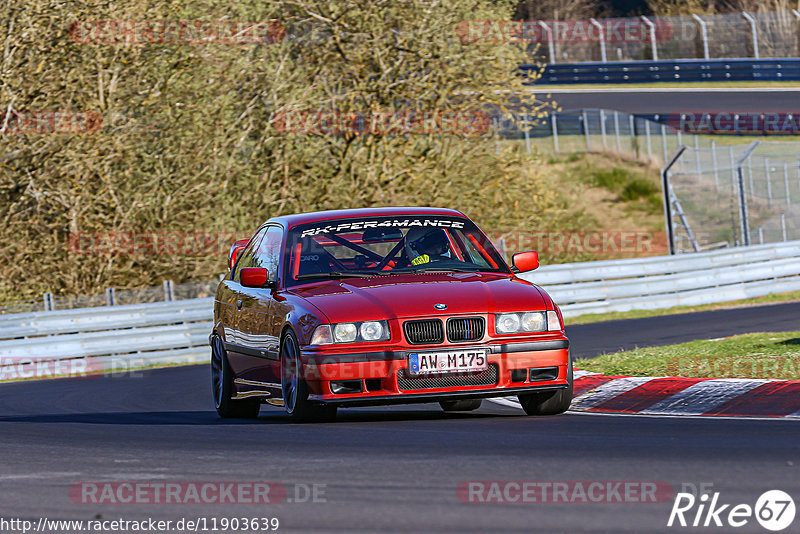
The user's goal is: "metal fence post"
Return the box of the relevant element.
[694,135,702,182]
[590,18,607,63]
[758,227,764,244]
[783,162,791,205]
[691,14,710,59]
[629,114,637,158]
[600,110,607,148]
[538,21,556,64]
[523,113,531,154]
[105,288,116,306]
[781,213,787,241]
[765,158,772,206]
[662,146,687,255]
[645,119,652,161]
[163,280,175,302]
[613,111,621,153]
[735,142,760,247]
[551,113,559,153]
[711,140,719,190]
[640,16,658,60]
[43,292,54,312]
[661,124,668,163]
[582,110,591,152]
[742,12,759,59]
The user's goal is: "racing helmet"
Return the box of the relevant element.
[405,227,450,265]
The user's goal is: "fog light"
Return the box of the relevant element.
[510,369,527,382]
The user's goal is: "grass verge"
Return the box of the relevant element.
[566,290,800,325]
[575,331,800,380]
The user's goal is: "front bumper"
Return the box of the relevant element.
[299,338,570,406]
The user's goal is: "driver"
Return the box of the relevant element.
[405,227,452,266]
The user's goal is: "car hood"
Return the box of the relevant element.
[287,272,548,323]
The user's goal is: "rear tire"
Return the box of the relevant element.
[211,335,260,419]
[281,330,337,423]
[439,399,482,412]
[517,356,573,416]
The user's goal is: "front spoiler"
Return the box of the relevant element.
[311,383,568,407]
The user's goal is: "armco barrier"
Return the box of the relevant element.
[1,242,799,376]
[523,241,800,317]
[523,58,800,84]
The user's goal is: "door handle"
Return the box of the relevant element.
[237,299,243,311]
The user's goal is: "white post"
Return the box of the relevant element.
[629,114,637,158]
[711,140,719,190]
[661,124,668,163]
[640,16,658,60]
[691,14,710,59]
[551,113,559,153]
[600,110,607,148]
[613,111,621,153]
[589,18,607,63]
[694,135,701,182]
[758,226,764,244]
[781,213,787,241]
[784,162,791,205]
[538,21,556,64]
[765,158,772,206]
[582,110,591,152]
[645,119,652,161]
[742,12,759,59]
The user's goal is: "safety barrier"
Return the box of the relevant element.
[523,58,800,84]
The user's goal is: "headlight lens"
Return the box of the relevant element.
[333,323,358,343]
[496,313,521,334]
[311,321,390,345]
[360,321,385,341]
[496,311,550,334]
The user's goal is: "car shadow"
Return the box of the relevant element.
[0,406,521,425]
[778,338,800,346]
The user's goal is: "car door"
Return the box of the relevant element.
[235,225,286,385]
[223,226,269,371]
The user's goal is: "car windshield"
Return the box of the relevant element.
[284,215,509,285]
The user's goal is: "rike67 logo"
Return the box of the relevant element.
[668,489,795,531]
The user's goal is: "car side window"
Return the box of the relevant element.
[233,226,269,283]
[252,226,284,282]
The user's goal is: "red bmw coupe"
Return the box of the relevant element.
[211,207,571,421]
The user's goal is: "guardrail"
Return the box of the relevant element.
[523,241,800,317]
[523,58,800,84]
[2,241,799,378]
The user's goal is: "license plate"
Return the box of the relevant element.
[407,349,488,375]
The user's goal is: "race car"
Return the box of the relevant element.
[210,207,571,421]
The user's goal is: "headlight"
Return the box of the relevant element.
[360,321,385,341]
[333,323,358,343]
[496,311,550,334]
[310,320,390,345]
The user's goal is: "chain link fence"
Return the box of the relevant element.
[529,10,800,63]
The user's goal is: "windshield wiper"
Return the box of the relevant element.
[400,267,483,273]
[295,271,389,280]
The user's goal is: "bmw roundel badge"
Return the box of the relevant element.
[434,303,448,310]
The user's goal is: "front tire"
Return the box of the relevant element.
[440,399,482,412]
[211,335,260,419]
[281,330,337,423]
[517,356,573,416]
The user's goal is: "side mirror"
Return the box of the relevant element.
[512,251,539,272]
[241,267,272,288]
[228,239,249,270]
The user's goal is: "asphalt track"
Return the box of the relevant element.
[531,87,800,114]
[1,302,799,533]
